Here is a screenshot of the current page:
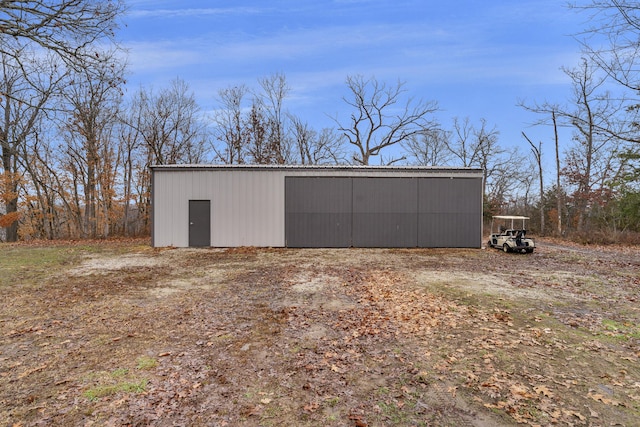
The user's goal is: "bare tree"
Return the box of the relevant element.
[0,1,124,65]
[214,74,328,165]
[244,103,269,164]
[117,96,146,236]
[522,132,545,235]
[445,117,520,213]
[571,1,640,92]
[0,50,67,241]
[17,122,72,239]
[335,75,439,165]
[560,58,628,231]
[571,1,640,160]
[120,79,208,232]
[473,119,502,200]
[401,128,452,166]
[212,84,249,164]
[552,111,563,235]
[59,50,124,238]
[130,79,208,166]
[256,73,291,164]
[0,1,124,241]
[518,57,631,234]
[518,99,567,234]
[290,116,345,165]
[446,117,477,167]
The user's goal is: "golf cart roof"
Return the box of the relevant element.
[493,215,529,220]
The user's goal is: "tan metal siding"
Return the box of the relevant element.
[153,171,192,247]
[210,171,284,246]
[153,170,285,247]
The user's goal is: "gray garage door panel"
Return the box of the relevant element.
[285,177,352,247]
[352,213,417,247]
[419,178,482,213]
[418,213,479,247]
[418,178,482,247]
[285,176,482,248]
[285,212,352,247]
[352,178,417,247]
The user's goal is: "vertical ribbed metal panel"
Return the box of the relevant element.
[418,177,482,247]
[352,178,418,247]
[152,171,190,247]
[152,170,285,247]
[209,171,284,247]
[285,177,352,247]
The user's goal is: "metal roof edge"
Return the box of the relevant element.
[149,164,484,174]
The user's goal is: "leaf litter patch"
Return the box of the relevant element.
[1,241,639,426]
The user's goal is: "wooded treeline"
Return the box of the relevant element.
[1,1,639,242]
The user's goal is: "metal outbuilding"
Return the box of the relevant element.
[150,164,484,248]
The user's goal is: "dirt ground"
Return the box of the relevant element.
[1,239,639,426]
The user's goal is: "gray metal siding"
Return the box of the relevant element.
[352,178,418,247]
[284,176,479,248]
[285,177,352,247]
[418,178,482,247]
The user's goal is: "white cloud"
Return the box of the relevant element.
[126,7,261,19]
[124,41,204,72]
[123,14,578,91]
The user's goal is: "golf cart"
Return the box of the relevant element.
[488,215,535,253]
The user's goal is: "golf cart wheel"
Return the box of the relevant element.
[502,243,510,253]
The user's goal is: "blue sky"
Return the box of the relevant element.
[119,0,587,165]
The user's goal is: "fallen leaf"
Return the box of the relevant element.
[348,414,368,427]
[548,409,562,420]
[330,364,345,373]
[18,364,48,379]
[247,405,262,417]
[588,392,622,406]
[448,386,458,397]
[562,409,586,421]
[481,382,502,398]
[303,401,319,413]
[484,400,508,409]
[534,385,554,398]
[414,371,429,384]
[510,384,534,400]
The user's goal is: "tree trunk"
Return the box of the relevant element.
[539,164,545,236]
[522,132,544,236]
[553,111,562,235]
[4,191,18,241]
[1,140,19,242]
